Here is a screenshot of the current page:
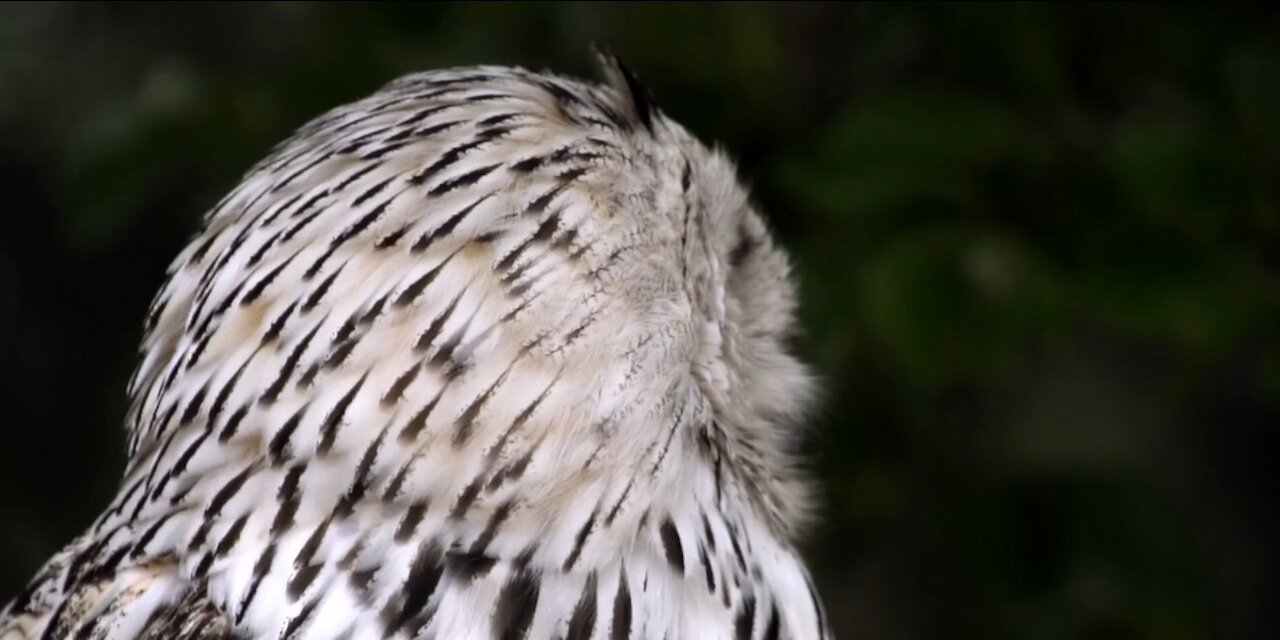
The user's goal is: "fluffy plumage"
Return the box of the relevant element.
[0,53,829,640]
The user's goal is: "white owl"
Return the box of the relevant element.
[0,51,830,640]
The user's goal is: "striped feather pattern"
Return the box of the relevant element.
[0,55,828,640]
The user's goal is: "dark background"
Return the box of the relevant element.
[1,3,1277,638]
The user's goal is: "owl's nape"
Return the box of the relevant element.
[0,54,829,640]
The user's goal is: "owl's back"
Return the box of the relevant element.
[1,58,828,640]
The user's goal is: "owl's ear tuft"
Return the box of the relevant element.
[592,44,656,134]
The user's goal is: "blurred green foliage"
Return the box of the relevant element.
[1,3,1277,638]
